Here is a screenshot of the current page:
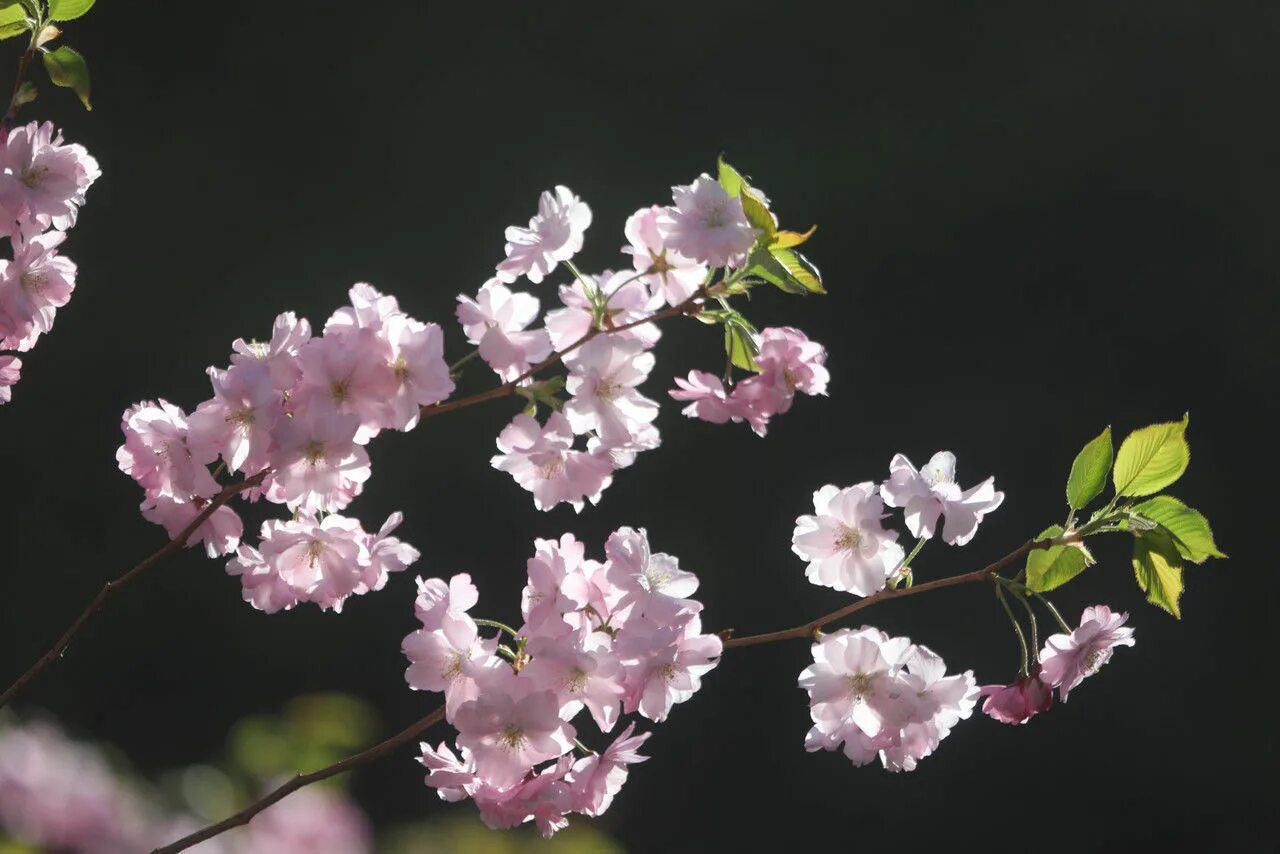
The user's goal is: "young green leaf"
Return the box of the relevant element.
[1131,496,1226,564]
[717,155,745,197]
[1112,414,1189,497]
[1066,426,1113,510]
[1026,524,1095,592]
[12,79,35,109]
[771,225,817,249]
[49,0,96,21]
[722,312,760,372]
[1132,528,1185,618]
[42,44,91,110]
[767,247,825,294]
[746,248,808,295]
[0,4,27,40]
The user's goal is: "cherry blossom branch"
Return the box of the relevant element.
[0,471,268,711]
[154,533,1067,853]
[152,705,447,854]
[418,289,707,422]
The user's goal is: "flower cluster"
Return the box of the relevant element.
[0,720,372,852]
[403,527,722,837]
[0,121,100,404]
[799,627,979,772]
[670,326,829,436]
[980,605,1135,724]
[792,452,1005,597]
[465,174,827,510]
[117,284,441,611]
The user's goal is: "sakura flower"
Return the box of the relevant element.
[880,451,1005,546]
[604,526,702,625]
[0,229,76,351]
[490,412,614,512]
[879,644,978,772]
[230,311,311,392]
[0,121,100,230]
[495,185,592,284]
[563,336,660,448]
[522,638,625,732]
[792,483,905,596]
[754,326,829,398]
[418,741,477,803]
[226,544,299,613]
[293,331,396,441]
[616,615,722,722]
[978,663,1054,725]
[521,533,598,632]
[657,174,758,267]
[403,610,500,718]
[414,573,480,630]
[117,399,220,500]
[624,205,708,306]
[1038,605,1136,701]
[266,408,370,513]
[457,279,553,381]
[323,282,403,335]
[186,363,283,474]
[798,628,917,753]
[452,676,576,789]
[669,370,737,424]
[357,512,420,595]
[0,354,19,404]
[543,268,660,353]
[140,494,243,558]
[380,314,454,431]
[474,756,575,838]
[254,512,370,611]
[569,722,651,817]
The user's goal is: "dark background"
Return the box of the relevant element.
[1,2,1274,851]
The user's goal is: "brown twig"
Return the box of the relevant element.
[152,706,446,854]
[155,535,1057,852]
[0,471,267,710]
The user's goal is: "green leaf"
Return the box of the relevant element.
[768,247,825,294]
[42,44,91,109]
[49,0,96,21]
[0,3,27,39]
[717,155,745,197]
[721,311,759,371]
[1132,528,1185,617]
[1131,496,1226,564]
[771,225,817,249]
[1112,414,1190,497]
[746,247,806,294]
[1066,426,1113,510]
[1026,524,1095,592]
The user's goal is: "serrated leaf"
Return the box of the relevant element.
[769,247,825,294]
[741,187,776,239]
[42,44,91,110]
[1026,524,1095,592]
[1132,528,1185,618]
[717,155,745,197]
[721,312,759,372]
[1113,414,1189,497]
[0,4,27,40]
[1066,426,1113,510]
[49,0,95,21]
[746,248,807,294]
[0,20,26,40]
[771,225,817,249]
[1131,496,1226,564]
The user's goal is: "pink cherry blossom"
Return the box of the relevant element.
[543,269,660,353]
[880,645,978,772]
[323,281,403,335]
[0,354,19,403]
[457,279,553,381]
[0,229,76,351]
[657,174,758,268]
[668,370,737,424]
[265,408,370,513]
[490,412,614,512]
[358,512,421,595]
[604,526,701,626]
[226,544,300,613]
[792,483,905,596]
[140,494,243,558]
[230,311,311,392]
[452,675,576,789]
[1038,605,1136,701]
[616,615,722,723]
[474,756,575,838]
[624,205,708,306]
[0,121,100,231]
[754,325,829,397]
[293,331,396,442]
[186,363,284,475]
[799,628,917,751]
[569,722,650,817]
[522,638,625,732]
[117,399,220,500]
[404,610,501,718]
[880,451,1004,546]
[978,663,1054,725]
[495,185,592,285]
[563,336,660,448]
[381,314,454,431]
[414,573,480,630]
[237,786,372,854]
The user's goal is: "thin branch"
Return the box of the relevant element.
[155,534,1060,852]
[0,471,268,711]
[152,706,446,854]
